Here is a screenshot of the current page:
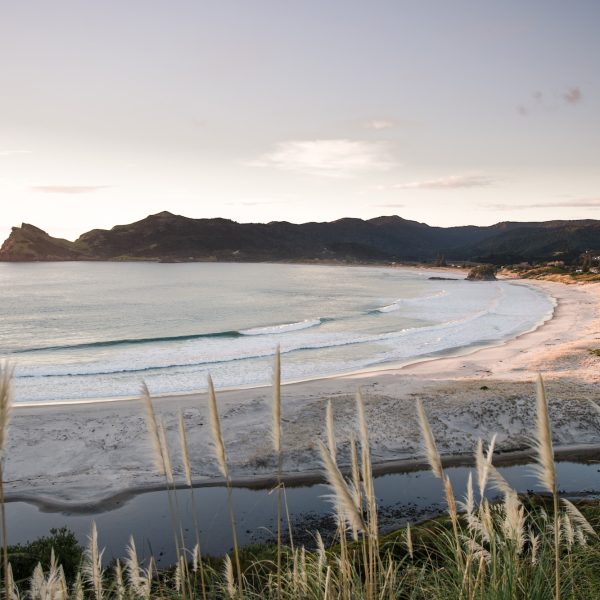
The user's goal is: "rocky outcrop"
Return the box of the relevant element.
[0,224,87,261]
[466,265,497,281]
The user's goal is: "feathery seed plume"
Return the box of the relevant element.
[0,362,14,458]
[125,536,143,594]
[84,521,104,600]
[325,400,336,461]
[272,347,281,454]
[349,433,362,510]
[406,522,413,559]
[416,399,443,479]
[174,556,183,592]
[72,572,84,600]
[114,559,125,600]
[192,543,200,573]
[475,435,496,498]
[207,375,229,479]
[141,383,166,477]
[158,419,174,484]
[533,374,556,493]
[178,411,192,486]
[316,531,327,572]
[6,563,18,600]
[562,499,596,537]
[529,530,540,565]
[318,440,366,536]
[30,563,44,598]
[223,554,236,598]
[562,514,574,549]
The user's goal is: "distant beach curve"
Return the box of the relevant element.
[0,262,555,403]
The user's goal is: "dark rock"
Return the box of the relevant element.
[466,265,497,281]
[428,276,461,280]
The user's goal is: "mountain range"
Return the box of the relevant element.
[1,211,599,264]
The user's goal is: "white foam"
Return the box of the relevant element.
[375,289,448,313]
[240,318,322,336]
[9,278,555,402]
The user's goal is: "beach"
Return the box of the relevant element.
[5,278,600,509]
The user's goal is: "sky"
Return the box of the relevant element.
[1,0,599,241]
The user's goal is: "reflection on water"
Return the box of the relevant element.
[9,460,600,565]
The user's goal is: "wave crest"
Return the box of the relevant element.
[374,290,448,313]
[240,318,322,336]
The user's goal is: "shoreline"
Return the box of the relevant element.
[12,274,553,409]
[5,277,600,508]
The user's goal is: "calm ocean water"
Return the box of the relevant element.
[0,262,555,403]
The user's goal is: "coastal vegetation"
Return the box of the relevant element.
[1,358,600,598]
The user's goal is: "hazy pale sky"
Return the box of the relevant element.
[1,1,599,241]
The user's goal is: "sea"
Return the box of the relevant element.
[0,262,555,404]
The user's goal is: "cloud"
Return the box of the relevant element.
[363,119,395,130]
[372,203,405,208]
[247,139,395,178]
[390,175,493,190]
[488,198,600,210]
[30,185,111,194]
[563,86,582,105]
[517,86,583,116]
[0,150,32,157]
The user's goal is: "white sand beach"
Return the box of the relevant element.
[5,279,600,508]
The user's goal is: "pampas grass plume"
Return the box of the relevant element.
[141,383,166,477]
[207,375,229,480]
[562,498,596,537]
[158,419,174,485]
[224,554,236,598]
[406,522,413,559]
[84,521,103,600]
[416,399,443,479]
[318,440,366,537]
[272,346,281,455]
[0,362,14,457]
[533,374,556,494]
[178,411,192,486]
[475,434,497,498]
[326,400,336,461]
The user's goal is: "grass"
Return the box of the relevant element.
[1,359,600,599]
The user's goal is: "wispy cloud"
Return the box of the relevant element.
[387,175,493,190]
[517,86,583,116]
[30,185,111,194]
[563,86,582,105]
[0,150,32,157]
[246,139,395,178]
[489,198,600,210]
[363,119,395,130]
